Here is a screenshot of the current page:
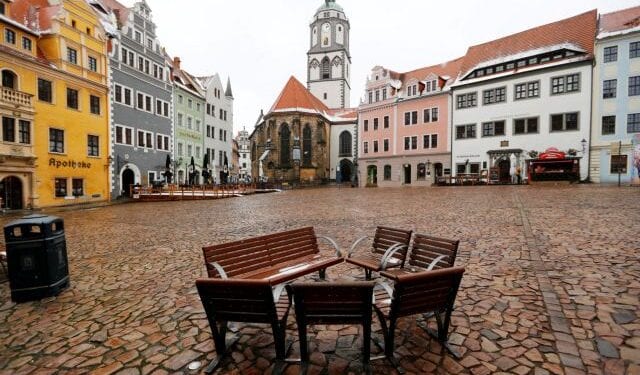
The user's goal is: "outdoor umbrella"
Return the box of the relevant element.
[164,154,172,183]
[190,156,195,185]
[509,154,517,183]
[202,154,210,184]
[223,154,229,184]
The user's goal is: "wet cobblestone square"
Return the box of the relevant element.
[0,186,639,374]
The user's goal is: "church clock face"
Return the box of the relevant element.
[321,23,331,47]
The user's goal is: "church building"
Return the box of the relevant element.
[250,0,357,184]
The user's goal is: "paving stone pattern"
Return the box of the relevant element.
[0,186,638,374]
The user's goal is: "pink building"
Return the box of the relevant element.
[358,59,462,186]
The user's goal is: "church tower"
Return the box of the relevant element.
[307,0,351,109]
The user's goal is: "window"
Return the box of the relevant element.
[364,120,368,132]
[38,78,52,103]
[603,46,618,63]
[373,118,379,130]
[136,92,152,112]
[178,95,183,104]
[423,134,430,149]
[114,84,133,107]
[404,111,418,125]
[177,143,183,156]
[431,134,438,148]
[515,81,539,100]
[482,87,506,105]
[2,117,14,142]
[22,37,32,51]
[456,93,477,109]
[368,92,372,104]
[115,125,133,145]
[404,136,417,150]
[339,131,352,156]
[631,42,640,59]
[88,56,97,72]
[482,121,505,137]
[432,108,439,122]
[67,88,79,109]
[90,95,100,115]
[423,109,430,123]
[383,139,389,152]
[373,140,379,153]
[55,178,67,198]
[137,130,153,148]
[551,74,580,95]
[384,165,392,180]
[5,29,15,44]
[603,79,617,99]
[628,113,640,133]
[196,120,201,132]
[375,91,380,102]
[629,76,640,96]
[602,116,616,135]
[455,124,476,139]
[67,47,78,64]
[611,155,628,174]
[384,116,389,128]
[196,103,201,112]
[49,128,64,153]
[382,88,387,100]
[514,118,539,134]
[18,120,29,144]
[0,3,4,14]
[177,113,183,127]
[135,31,142,43]
[321,58,331,79]
[87,135,99,156]
[303,125,312,164]
[188,99,193,109]
[551,113,579,132]
[363,141,368,154]
[280,125,290,165]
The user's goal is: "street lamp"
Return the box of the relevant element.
[580,139,591,183]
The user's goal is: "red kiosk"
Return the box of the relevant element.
[527,148,580,183]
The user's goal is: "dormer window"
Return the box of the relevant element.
[71,20,77,28]
[86,27,92,36]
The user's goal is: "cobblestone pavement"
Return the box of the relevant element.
[0,185,639,375]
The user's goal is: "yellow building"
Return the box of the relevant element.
[9,0,111,208]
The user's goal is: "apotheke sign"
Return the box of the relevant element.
[49,158,92,169]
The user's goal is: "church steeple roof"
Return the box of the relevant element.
[317,0,343,12]
[225,77,233,98]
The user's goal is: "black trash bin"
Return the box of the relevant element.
[4,215,69,303]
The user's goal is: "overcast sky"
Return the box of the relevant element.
[120,0,638,136]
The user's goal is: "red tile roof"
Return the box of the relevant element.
[399,56,464,84]
[600,5,640,33]
[99,0,130,26]
[11,0,60,32]
[459,10,597,76]
[269,76,330,114]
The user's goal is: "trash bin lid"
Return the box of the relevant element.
[4,214,63,229]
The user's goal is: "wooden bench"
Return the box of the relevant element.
[381,234,459,279]
[202,227,343,285]
[345,226,413,280]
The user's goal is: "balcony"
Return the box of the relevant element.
[1,87,33,108]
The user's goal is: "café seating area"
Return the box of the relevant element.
[197,227,466,374]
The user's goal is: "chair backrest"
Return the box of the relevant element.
[202,227,319,278]
[408,234,459,270]
[288,282,375,325]
[372,226,413,260]
[390,267,465,319]
[196,278,276,324]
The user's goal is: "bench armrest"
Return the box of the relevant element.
[380,243,407,271]
[316,235,342,257]
[208,262,228,279]
[273,283,288,302]
[346,235,371,258]
[426,255,448,271]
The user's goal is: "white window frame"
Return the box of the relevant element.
[114,84,134,107]
[155,98,170,118]
[137,129,154,149]
[136,91,153,113]
[115,125,134,146]
[156,133,170,152]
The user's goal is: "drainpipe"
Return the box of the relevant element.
[449,89,454,177]
[584,59,595,183]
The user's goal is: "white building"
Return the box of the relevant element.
[198,75,234,183]
[236,128,251,181]
[451,10,597,183]
[590,6,640,184]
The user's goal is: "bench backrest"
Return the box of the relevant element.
[202,227,319,278]
[372,226,413,262]
[288,282,374,325]
[196,278,276,324]
[390,266,465,319]
[408,234,459,270]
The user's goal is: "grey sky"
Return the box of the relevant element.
[120,0,638,136]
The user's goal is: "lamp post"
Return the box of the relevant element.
[292,136,301,186]
[581,138,591,183]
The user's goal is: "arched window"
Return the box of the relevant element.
[384,165,392,181]
[321,57,331,79]
[2,70,16,89]
[417,163,426,180]
[280,123,290,166]
[339,131,352,156]
[303,124,312,166]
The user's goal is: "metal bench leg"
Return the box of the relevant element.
[204,336,240,374]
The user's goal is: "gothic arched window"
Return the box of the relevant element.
[321,57,331,79]
[339,131,352,156]
[303,124,312,166]
[280,123,290,166]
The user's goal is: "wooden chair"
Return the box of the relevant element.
[286,282,375,373]
[196,278,292,374]
[345,226,413,280]
[373,267,466,371]
[383,234,459,279]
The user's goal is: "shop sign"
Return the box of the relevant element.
[49,158,92,169]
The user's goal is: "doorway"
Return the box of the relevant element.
[367,165,377,185]
[339,159,353,183]
[122,169,135,197]
[434,163,443,183]
[0,176,23,210]
[498,159,511,183]
[404,165,412,184]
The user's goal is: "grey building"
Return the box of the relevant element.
[103,0,173,197]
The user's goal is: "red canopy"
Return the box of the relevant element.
[539,147,566,160]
